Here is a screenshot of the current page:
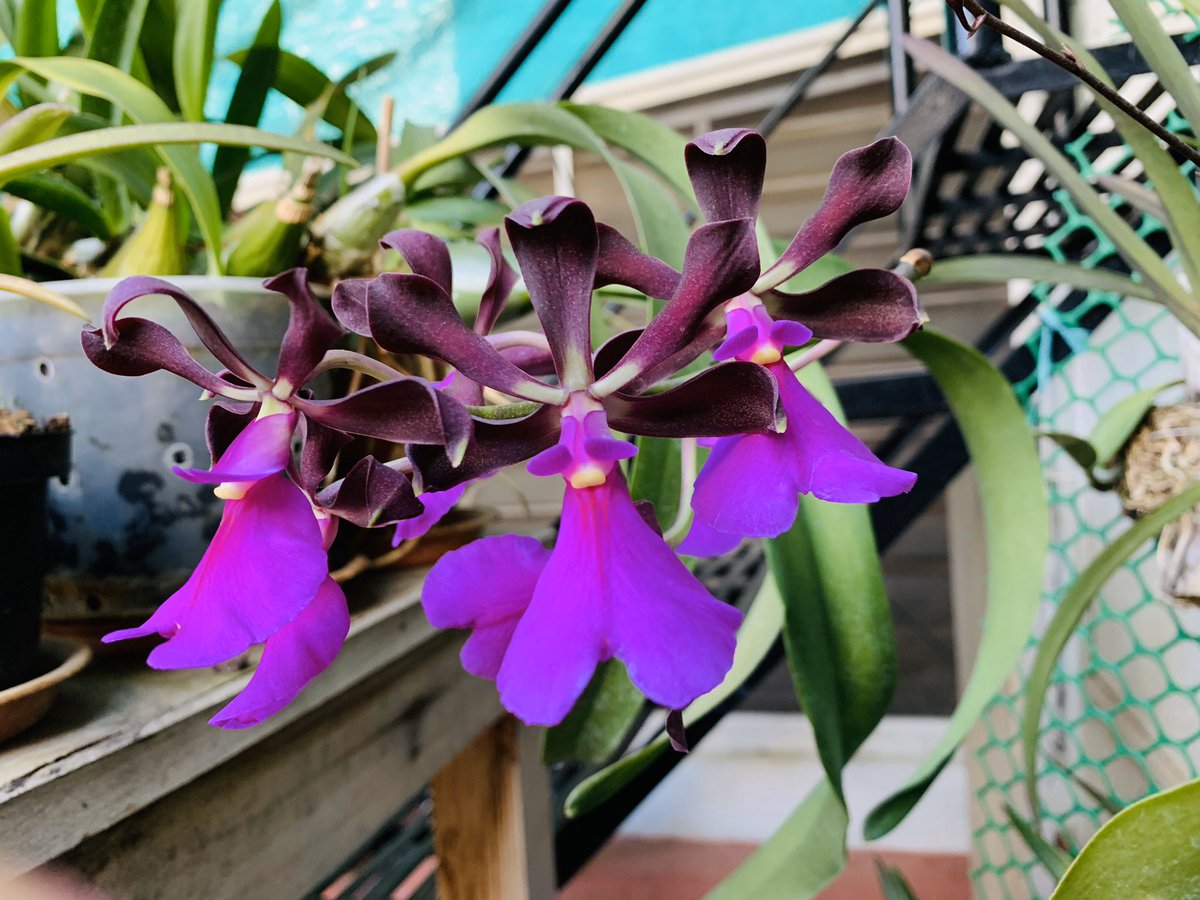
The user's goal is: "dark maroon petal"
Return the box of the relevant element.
[592,219,759,396]
[82,319,249,398]
[760,138,912,288]
[685,129,766,224]
[762,269,923,343]
[594,223,680,299]
[294,414,352,496]
[315,456,424,528]
[501,344,557,377]
[605,361,780,438]
[206,400,258,466]
[100,276,268,388]
[505,196,598,390]
[293,378,472,457]
[266,268,344,389]
[380,228,453,294]
[666,708,689,753]
[475,227,518,335]
[409,404,561,493]
[332,273,563,405]
[592,316,727,393]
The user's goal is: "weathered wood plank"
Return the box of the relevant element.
[0,569,437,869]
[54,635,502,900]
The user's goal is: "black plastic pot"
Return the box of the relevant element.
[0,426,71,690]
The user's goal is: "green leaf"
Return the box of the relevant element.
[1005,803,1072,881]
[774,250,854,293]
[769,362,896,795]
[0,0,15,45]
[0,102,74,155]
[402,196,508,227]
[0,121,356,185]
[0,205,22,276]
[565,573,784,817]
[1051,777,1200,899]
[611,157,690,269]
[5,172,112,238]
[397,102,610,186]
[1069,772,1123,816]
[559,101,694,202]
[876,862,920,900]
[1021,480,1200,817]
[996,0,1200,317]
[922,254,1160,303]
[173,0,221,121]
[707,779,848,900]
[712,363,895,898]
[15,0,58,56]
[865,328,1048,839]
[137,0,177,109]
[8,55,225,270]
[227,48,382,142]
[213,0,281,215]
[1109,0,1200,136]
[543,661,644,765]
[903,36,1198,332]
[86,0,150,72]
[628,436,682,532]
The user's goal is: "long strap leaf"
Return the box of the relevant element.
[865,329,1049,838]
[1021,480,1200,817]
[903,36,1199,333]
[923,254,1159,303]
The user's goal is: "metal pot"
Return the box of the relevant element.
[0,277,290,623]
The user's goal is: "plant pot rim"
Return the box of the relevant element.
[0,636,91,705]
[0,274,274,302]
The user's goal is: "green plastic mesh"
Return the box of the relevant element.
[967,54,1200,898]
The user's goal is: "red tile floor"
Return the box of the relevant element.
[560,838,971,899]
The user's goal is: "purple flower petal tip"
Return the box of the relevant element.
[392,483,468,545]
[209,576,350,729]
[174,411,295,485]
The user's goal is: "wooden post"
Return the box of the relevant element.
[431,716,554,900]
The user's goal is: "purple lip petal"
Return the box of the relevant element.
[605,361,780,439]
[677,517,744,557]
[495,475,742,725]
[594,223,681,299]
[332,273,560,404]
[392,483,467,545]
[760,138,912,288]
[293,378,472,450]
[265,269,345,389]
[409,403,562,493]
[691,362,916,540]
[380,228,453,294]
[685,128,766,223]
[762,269,924,343]
[475,227,519,335]
[82,319,250,399]
[103,475,328,668]
[100,276,268,389]
[294,414,352,496]
[175,411,296,484]
[422,534,550,680]
[315,456,424,527]
[596,218,759,395]
[505,197,598,389]
[208,576,350,729]
[205,400,258,464]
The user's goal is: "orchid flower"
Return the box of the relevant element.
[82,270,471,727]
[594,129,924,556]
[332,198,781,725]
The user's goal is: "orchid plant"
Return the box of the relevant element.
[80,114,1051,895]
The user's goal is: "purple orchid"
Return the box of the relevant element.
[332,198,780,725]
[611,128,924,556]
[83,270,471,727]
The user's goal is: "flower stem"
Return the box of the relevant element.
[955,0,1200,168]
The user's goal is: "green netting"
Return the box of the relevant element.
[967,49,1200,898]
